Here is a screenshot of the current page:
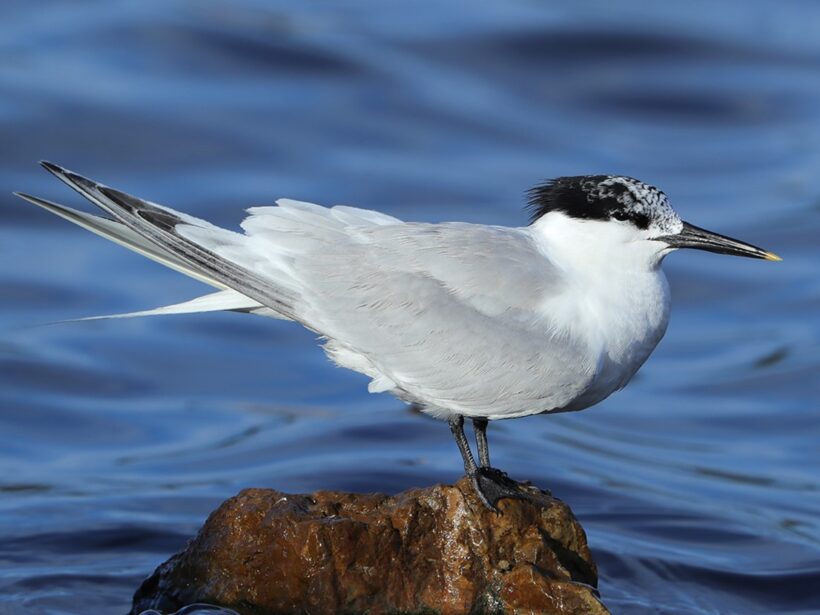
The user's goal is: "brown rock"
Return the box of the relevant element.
[132,478,609,614]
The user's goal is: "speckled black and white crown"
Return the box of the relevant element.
[527,176,682,234]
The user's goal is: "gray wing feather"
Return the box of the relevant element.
[14,191,224,288]
[38,161,297,320]
[232,206,587,415]
[242,217,589,416]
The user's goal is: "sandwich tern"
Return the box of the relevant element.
[16,163,780,510]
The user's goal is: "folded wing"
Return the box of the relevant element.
[20,164,586,415]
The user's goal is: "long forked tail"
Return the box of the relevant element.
[14,162,295,321]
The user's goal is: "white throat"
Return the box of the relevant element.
[528,211,672,404]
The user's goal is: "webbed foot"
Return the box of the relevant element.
[469,467,551,512]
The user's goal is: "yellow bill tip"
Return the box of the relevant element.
[763,251,782,262]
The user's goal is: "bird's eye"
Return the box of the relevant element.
[611,211,629,221]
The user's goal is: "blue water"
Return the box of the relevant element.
[2,1,819,613]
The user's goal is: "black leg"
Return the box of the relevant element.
[448,415,477,474]
[472,418,490,468]
[449,415,546,512]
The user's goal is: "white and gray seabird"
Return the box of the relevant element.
[16,163,780,510]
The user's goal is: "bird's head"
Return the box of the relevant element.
[527,175,781,265]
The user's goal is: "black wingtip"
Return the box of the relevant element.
[97,185,142,215]
[97,185,125,201]
[39,160,62,174]
[40,160,78,182]
[39,161,103,194]
[40,160,81,182]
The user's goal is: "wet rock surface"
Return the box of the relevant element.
[131,478,609,614]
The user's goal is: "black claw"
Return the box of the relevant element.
[469,467,550,512]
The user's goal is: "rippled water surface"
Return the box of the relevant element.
[2,1,819,613]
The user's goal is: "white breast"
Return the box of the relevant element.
[527,212,672,415]
[555,269,670,412]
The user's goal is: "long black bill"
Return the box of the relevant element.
[662,221,781,261]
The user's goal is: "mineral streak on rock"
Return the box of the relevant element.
[131,478,609,614]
